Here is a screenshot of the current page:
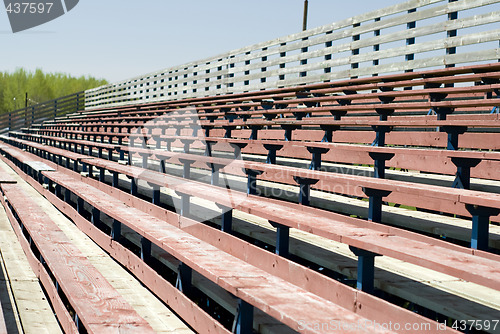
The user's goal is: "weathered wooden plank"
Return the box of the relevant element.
[84,0,500,109]
[0,177,155,334]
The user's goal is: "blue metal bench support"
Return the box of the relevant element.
[281,124,300,141]
[140,153,149,169]
[111,219,121,241]
[263,144,283,164]
[270,221,290,258]
[177,192,191,217]
[320,125,339,143]
[141,237,152,263]
[440,126,467,150]
[179,158,195,179]
[152,185,161,205]
[244,169,263,195]
[181,139,194,154]
[371,125,392,147]
[450,157,481,189]
[55,183,62,198]
[77,197,84,215]
[363,187,392,223]
[233,299,253,334]
[208,163,224,186]
[307,147,330,170]
[368,152,395,179]
[221,207,233,234]
[107,148,114,161]
[293,176,319,206]
[223,125,235,138]
[465,205,500,251]
[130,177,138,196]
[99,167,106,182]
[91,207,100,226]
[159,159,167,173]
[176,262,193,296]
[434,107,454,120]
[230,142,247,158]
[204,140,215,157]
[249,125,262,140]
[349,246,381,294]
[112,171,119,188]
[64,188,71,204]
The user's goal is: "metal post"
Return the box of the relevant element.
[302,0,308,31]
[176,262,193,295]
[349,246,380,294]
[141,237,152,263]
[233,299,254,334]
[111,219,122,241]
[270,221,290,258]
[221,208,233,233]
[363,188,392,223]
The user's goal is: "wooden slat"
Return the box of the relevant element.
[0,179,155,334]
[40,170,397,334]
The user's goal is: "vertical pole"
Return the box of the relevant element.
[221,208,233,233]
[471,215,489,251]
[357,253,375,293]
[141,237,152,263]
[302,0,308,31]
[234,299,254,334]
[24,92,28,127]
[111,219,122,241]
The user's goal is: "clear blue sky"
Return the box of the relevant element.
[0,1,404,83]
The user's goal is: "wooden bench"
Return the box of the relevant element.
[41,168,405,334]
[3,140,464,333]
[7,129,500,250]
[0,165,155,334]
[5,137,499,293]
[5,138,500,332]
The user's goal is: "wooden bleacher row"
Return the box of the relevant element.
[0,140,458,334]
[3,134,500,284]
[0,129,497,332]
[57,62,500,122]
[0,164,155,333]
[4,62,500,333]
[11,94,500,225]
[7,131,500,250]
[23,116,500,181]
[26,63,500,190]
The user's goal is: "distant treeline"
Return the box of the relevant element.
[0,68,107,114]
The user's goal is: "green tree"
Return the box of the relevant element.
[0,68,107,114]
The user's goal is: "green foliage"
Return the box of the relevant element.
[0,68,107,114]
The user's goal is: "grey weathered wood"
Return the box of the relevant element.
[85,0,500,109]
[25,161,55,172]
